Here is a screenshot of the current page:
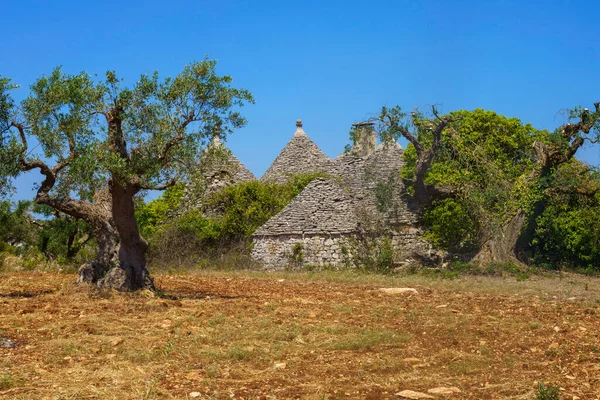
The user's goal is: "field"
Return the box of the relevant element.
[1,270,599,399]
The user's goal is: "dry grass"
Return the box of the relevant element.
[1,270,599,399]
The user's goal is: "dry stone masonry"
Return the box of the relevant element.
[180,135,256,213]
[252,178,358,267]
[260,120,331,183]
[250,119,436,269]
[182,119,438,269]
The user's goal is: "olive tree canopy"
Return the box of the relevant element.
[0,60,254,290]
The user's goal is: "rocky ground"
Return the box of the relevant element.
[1,270,599,399]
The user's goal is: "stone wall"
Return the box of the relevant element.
[251,229,435,270]
[251,234,353,270]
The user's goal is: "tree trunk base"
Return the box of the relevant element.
[472,209,527,265]
[78,262,154,292]
[98,265,154,291]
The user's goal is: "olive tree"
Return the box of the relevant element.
[371,103,600,264]
[0,60,253,290]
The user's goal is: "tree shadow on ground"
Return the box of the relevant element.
[0,289,56,298]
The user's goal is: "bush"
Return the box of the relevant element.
[536,382,560,400]
[345,236,396,272]
[423,198,479,253]
[142,173,326,268]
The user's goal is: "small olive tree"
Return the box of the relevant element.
[0,60,253,290]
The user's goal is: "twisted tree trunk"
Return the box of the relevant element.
[471,209,526,264]
[97,181,154,291]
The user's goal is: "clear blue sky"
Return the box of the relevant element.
[2,0,599,201]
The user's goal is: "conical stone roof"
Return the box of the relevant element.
[180,135,256,212]
[254,178,358,236]
[261,120,331,184]
[200,136,256,186]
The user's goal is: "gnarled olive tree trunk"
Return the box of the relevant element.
[471,209,526,264]
[98,181,154,291]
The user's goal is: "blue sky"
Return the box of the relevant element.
[2,0,599,201]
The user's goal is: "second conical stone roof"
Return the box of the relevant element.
[261,120,330,184]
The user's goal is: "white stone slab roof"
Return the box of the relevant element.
[260,120,331,184]
[254,178,358,236]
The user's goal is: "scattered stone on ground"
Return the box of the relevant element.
[379,287,419,295]
[427,386,462,394]
[396,390,435,399]
[0,336,20,348]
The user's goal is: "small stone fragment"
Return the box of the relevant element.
[396,390,435,399]
[274,362,287,369]
[112,338,123,346]
[427,386,462,394]
[189,392,201,398]
[379,288,419,295]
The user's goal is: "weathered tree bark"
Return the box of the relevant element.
[471,209,526,264]
[77,218,120,285]
[378,107,455,206]
[98,181,154,291]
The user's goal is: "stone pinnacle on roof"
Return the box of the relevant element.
[261,119,331,183]
[293,119,308,137]
[210,134,222,147]
[210,125,223,147]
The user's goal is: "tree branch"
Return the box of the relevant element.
[9,122,101,221]
[137,175,179,191]
[157,110,196,164]
[52,133,77,174]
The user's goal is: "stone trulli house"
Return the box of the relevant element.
[188,119,436,269]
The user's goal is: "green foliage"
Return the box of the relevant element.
[345,236,396,272]
[374,176,395,212]
[423,198,479,253]
[201,173,326,242]
[141,173,325,265]
[532,161,600,270]
[0,77,21,196]
[535,382,560,400]
[136,183,185,239]
[289,242,305,265]
[0,200,35,251]
[0,60,253,250]
[37,216,93,263]
[374,238,395,271]
[0,371,18,390]
[399,108,549,253]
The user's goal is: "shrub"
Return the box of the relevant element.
[423,198,479,253]
[535,382,560,400]
[345,236,396,272]
[142,173,326,267]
